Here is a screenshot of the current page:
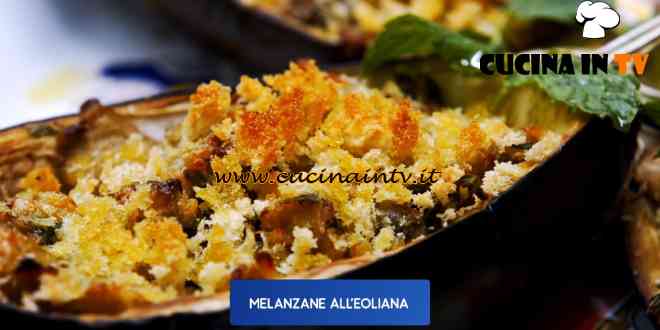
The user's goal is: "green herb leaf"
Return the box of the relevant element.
[362,15,641,131]
[362,15,493,73]
[504,65,640,131]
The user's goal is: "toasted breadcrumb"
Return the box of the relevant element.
[278,226,331,274]
[184,81,231,141]
[481,162,527,196]
[525,132,561,163]
[372,227,396,253]
[18,166,61,193]
[412,191,434,209]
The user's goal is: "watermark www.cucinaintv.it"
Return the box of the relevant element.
[215,169,451,185]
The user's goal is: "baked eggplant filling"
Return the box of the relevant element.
[239,0,507,43]
[0,60,582,315]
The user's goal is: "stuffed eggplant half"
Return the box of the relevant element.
[625,125,660,324]
[157,0,650,72]
[238,0,508,44]
[0,59,635,325]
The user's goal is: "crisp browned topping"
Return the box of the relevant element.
[18,166,62,193]
[389,100,419,163]
[457,123,497,175]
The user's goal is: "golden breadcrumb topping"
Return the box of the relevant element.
[0,60,577,315]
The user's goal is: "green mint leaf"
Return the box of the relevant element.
[362,15,493,73]
[504,63,640,131]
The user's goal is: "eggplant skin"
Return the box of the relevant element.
[0,65,636,327]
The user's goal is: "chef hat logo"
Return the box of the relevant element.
[576,1,620,39]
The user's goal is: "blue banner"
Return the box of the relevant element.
[230,279,430,326]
